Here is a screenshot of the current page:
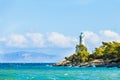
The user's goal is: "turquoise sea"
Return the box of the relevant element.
[0,63,120,80]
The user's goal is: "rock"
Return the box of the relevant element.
[53,60,71,66]
[54,58,120,68]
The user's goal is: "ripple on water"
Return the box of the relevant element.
[0,64,120,80]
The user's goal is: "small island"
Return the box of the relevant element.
[54,32,120,68]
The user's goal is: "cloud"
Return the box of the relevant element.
[6,34,27,48]
[100,30,120,42]
[84,31,99,44]
[0,31,120,62]
[0,31,119,49]
[48,32,77,48]
[0,32,77,49]
[0,37,6,42]
[83,30,120,52]
[26,33,45,47]
[84,30,120,44]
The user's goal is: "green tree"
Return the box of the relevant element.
[91,46,105,59]
[91,41,120,60]
[66,44,89,63]
[77,50,89,62]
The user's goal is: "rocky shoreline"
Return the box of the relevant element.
[53,58,120,68]
[53,34,120,68]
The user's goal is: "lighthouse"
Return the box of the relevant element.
[76,32,85,52]
[79,32,84,45]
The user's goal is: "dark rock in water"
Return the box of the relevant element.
[106,63,118,68]
[95,64,106,67]
[117,64,120,68]
[107,58,120,68]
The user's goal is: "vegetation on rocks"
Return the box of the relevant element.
[91,41,120,60]
[65,44,89,63]
[55,41,120,67]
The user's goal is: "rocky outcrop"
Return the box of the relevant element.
[54,58,120,68]
[106,58,120,68]
[53,60,71,66]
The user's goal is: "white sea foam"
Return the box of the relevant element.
[64,73,68,76]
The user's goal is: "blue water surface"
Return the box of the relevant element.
[0,63,120,80]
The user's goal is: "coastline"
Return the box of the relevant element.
[53,58,120,68]
[53,34,120,68]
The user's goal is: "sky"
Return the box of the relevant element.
[0,0,120,63]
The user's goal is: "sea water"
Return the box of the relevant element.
[0,63,120,80]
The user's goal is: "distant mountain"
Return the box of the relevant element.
[1,51,57,63]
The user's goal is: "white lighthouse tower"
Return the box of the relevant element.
[79,32,84,45]
[76,32,85,52]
